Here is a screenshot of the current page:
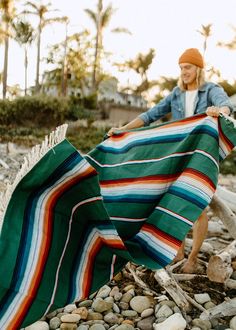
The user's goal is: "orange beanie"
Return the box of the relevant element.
[178,48,204,68]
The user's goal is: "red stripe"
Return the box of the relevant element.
[9,167,97,329]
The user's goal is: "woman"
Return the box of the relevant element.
[108,48,233,273]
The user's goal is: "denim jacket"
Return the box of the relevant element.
[139,82,234,126]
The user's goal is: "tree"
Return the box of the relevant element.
[197,23,212,57]
[44,30,93,96]
[12,19,34,95]
[116,48,158,95]
[23,1,66,93]
[217,25,236,50]
[85,0,130,91]
[0,0,15,99]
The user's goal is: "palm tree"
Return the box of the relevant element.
[197,24,212,57]
[85,0,130,91]
[23,1,66,93]
[12,19,34,95]
[217,25,236,50]
[0,0,15,99]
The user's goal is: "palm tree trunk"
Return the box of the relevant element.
[24,47,28,96]
[35,24,41,93]
[2,26,9,99]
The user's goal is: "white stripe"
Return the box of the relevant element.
[155,206,193,226]
[110,216,147,222]
[44,195,102,315]
[0,160,91,326]
[137,231,176,259]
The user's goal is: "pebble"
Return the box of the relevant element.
[25,321,49,330]
[194,293,211,304]
[130,296,151,313]
[153,313,186,330]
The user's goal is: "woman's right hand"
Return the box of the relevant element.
[107,127,122,136]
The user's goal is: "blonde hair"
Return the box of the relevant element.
[177,67,206,91]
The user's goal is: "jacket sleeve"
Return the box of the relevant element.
[209,85,234,114]
[138,92,173,126]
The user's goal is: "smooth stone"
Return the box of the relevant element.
[230,315,236,330]
[119,301,129,310]
[192,318,212,330]
[77,325,89,330]
[156,304,173,318]
[92,298,113,313]
[159,300,176,308]
[194,293,211,304]
[89,325,106,330]
[96,285,111,298]
[121,310,138,318]
[25,321,49,330]
[60,323,77,330]
[103,312,119,324]
[78,300,93,308]
[87,312,103,320]
[60,314,81,323]
[49,317,61,329]
[130,296,151,313]
[113,302,120,313]
[72,307,88,319]
[136,316,155,330]
[204,301,216,310]
[153,313,187,330]
[63,304,77,313]
[121,292,133,303]
[123,285,135,292]
[109,286,120,297]
[115,325,135,330]
[114,292,123,301]
[46,310,57,319]
[141,308,154,318]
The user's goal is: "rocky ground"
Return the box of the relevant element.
[1,142,236,330]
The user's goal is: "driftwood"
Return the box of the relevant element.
[154,268,191,312]
[210,191,236,239]
[216,185,236,213]
[200,299,236,320]
[207,240,236,283]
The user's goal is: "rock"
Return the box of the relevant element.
[141,308,154,318]
[89,325,106,330]
[153,313,187,330]
[92,298,113,313]
[191,318,212,330]
[121,310,138,318]
[63,304,77,313]
[72,307,88,319]
[77,325,89,330]
[103,312,119,324]
[136,316,156,330]
[60,314,81,323]
[194,293,211,304]
[129,296,151,313]
[60,323,77,330]
[115,324,135,330]
[230,315,236,330]
[155,304,173,319]
[49,316,61,329]
[96,285,111,298]
[25,321,49,330]
[87,312,103,320]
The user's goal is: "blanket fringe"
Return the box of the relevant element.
[0,124,68,232]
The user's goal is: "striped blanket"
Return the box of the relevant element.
[0,113,235,329]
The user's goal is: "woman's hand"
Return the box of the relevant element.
[206,106,230,117]
[107,127,122,136]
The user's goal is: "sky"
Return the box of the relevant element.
[2,0,236,91]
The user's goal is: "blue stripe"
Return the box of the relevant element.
[98,135,186,154]
[169,186,206,209]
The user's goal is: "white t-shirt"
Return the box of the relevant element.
[185,90,198,118]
